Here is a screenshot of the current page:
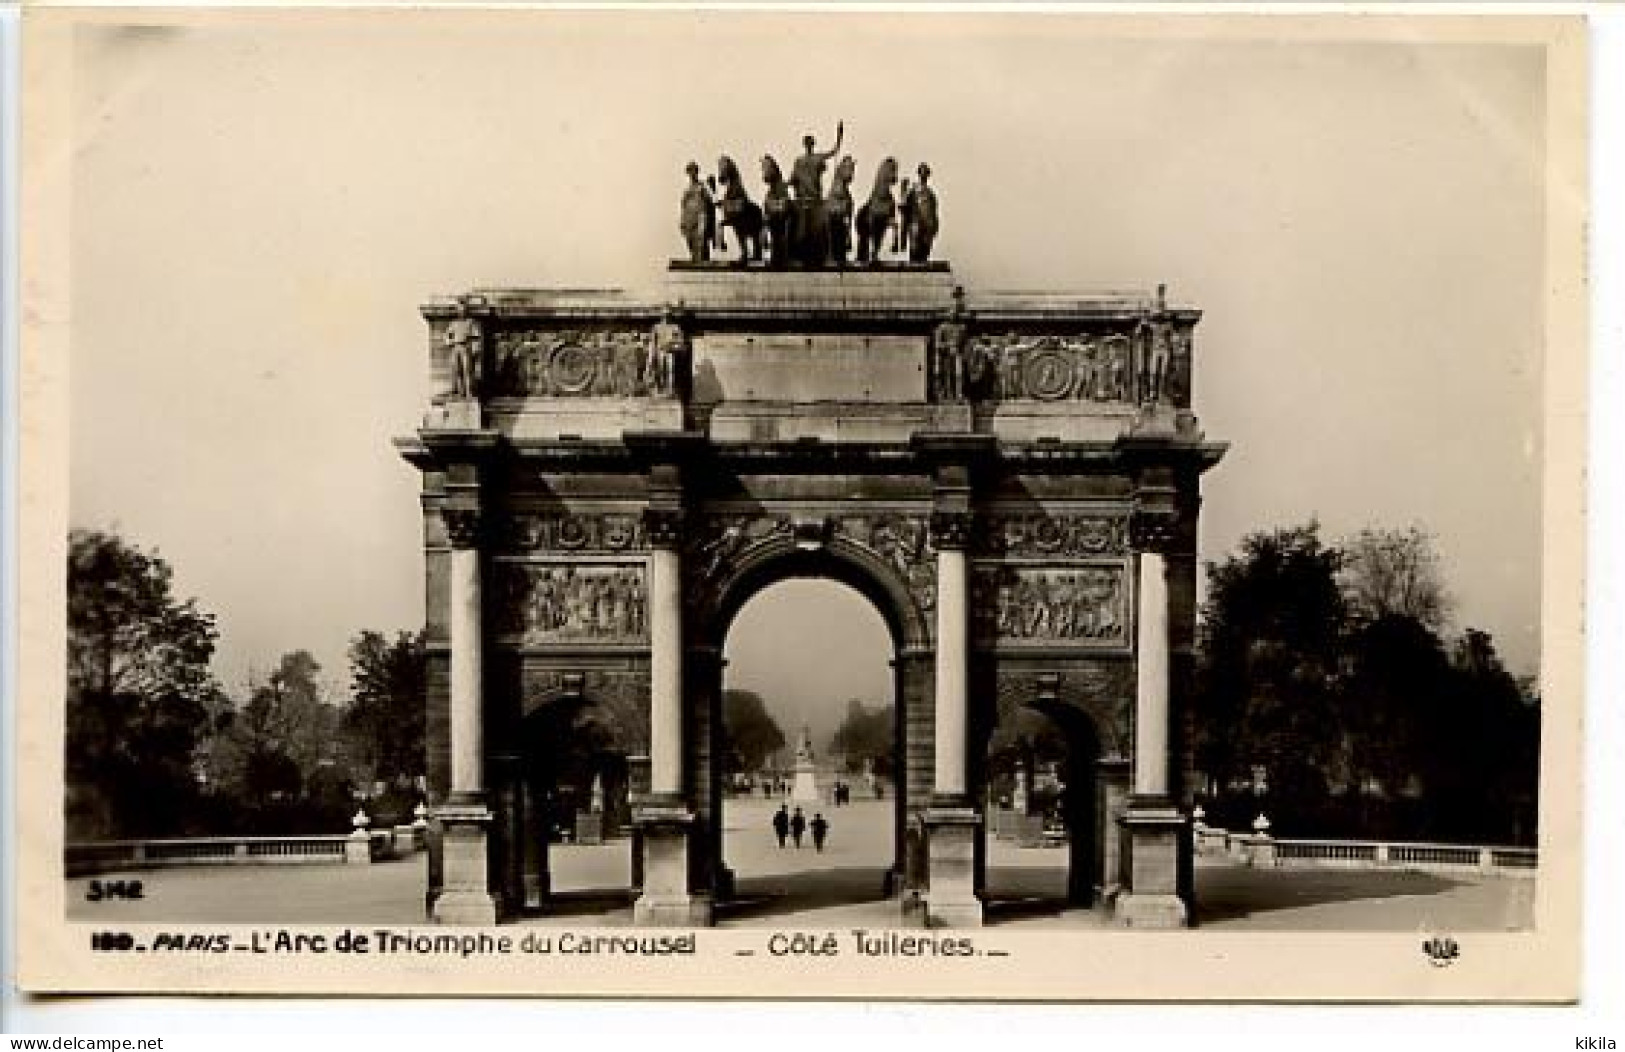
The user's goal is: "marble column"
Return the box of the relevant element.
[1115,514,1189,928]
[933,544,969,800]
[1134,550,1171,798]
[922,510,982,928]
[649,542,684,799]
[633,508,709,926]
[432,506,498,925]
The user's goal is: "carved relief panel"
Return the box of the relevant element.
[994,663,1135,757]
[488,328,658,398]
[968,333,1135,404]
[520,668,650,753]
[833,513,938,614]
[972,565,1129,647]
[682,510,940,626]
[493,562,648,644]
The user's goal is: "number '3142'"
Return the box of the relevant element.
[85,879,144,902]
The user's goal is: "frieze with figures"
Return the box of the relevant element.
[488,328,662,399]
[493,563,648,644]
[966,333,1134,404]
[496,512,646,553]
[974,513,1129,558]
[972,565,1129,645]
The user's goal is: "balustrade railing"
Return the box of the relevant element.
[1193,822,1536,878]
[66,829,424,878]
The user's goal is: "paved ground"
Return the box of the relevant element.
[67,798,1534,931]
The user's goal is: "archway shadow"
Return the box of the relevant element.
[981,863,1091,924]
[1193,866,1467,924]
[517,886,637,920]
[715,866,895,923]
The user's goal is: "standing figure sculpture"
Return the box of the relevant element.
[787,121,844,267]
[826,155,856,267]
[853,157,899,265]
[895,177,916,257]
[1136,283,1173,405]
[761,155,794,268]
[705,175,722,255]
[910,163,940,263]
[931,288,971,402]
[715,156,763,264]
[679,161,713,264]
[444,302,483,400]
[645,305,687,396]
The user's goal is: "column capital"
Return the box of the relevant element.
[643,507,687,549]
[444,507,483,549]
[1129,509,1179,554]
[929,510,975,550]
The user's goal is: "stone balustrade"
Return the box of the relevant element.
[1192,822,1537,878]
[66,829,429,878]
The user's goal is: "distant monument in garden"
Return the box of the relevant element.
[791,725,820,803]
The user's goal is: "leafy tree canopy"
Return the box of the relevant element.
[721,689,786,773]
[66,528,223,837]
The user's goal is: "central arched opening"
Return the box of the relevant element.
[713,577,900,925]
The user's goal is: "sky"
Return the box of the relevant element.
[67,14,1548,733]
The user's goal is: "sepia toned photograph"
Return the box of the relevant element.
[14,8,1586,1000]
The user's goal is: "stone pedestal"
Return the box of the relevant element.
[432,801,498,925]
[632,803,711,927]
[345,829,372,865]
[922,805,983,928]
[790,759,819,803]
[1113,800,1189,929]
[1096,757,1132,904]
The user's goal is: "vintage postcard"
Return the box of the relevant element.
[14,7,1586,1000]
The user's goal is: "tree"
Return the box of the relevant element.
[1339,525,1450,631]
[985,706,1069,813]
[1422,629,1540,843]
[213,650,345,809]
[721,689,786,774]
[1336,612,1453,808]
[343,629,427,789]
[66,528,222,838]
[1193,523,1349,825]
[828,698,894,778]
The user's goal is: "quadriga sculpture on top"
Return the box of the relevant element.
[678,126,939,266]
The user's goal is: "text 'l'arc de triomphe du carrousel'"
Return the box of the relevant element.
[396,126,1228,929]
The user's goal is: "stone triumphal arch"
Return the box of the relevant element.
[398,260,1225,929]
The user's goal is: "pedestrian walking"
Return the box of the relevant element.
[772,804,790,848]
[790,807,807,849]
[810,812,829,852]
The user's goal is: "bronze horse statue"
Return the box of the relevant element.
[760,155,793,268]
[826,155,857,266]
[715,156,762,264]
[854,157,899,265]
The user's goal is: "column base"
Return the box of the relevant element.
[1113,892,1188,929]
[433,889,500,926]
[632,802,713,928]
[1115,798,1190,929]
[431,801,497,926]
[922,805,983,929]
